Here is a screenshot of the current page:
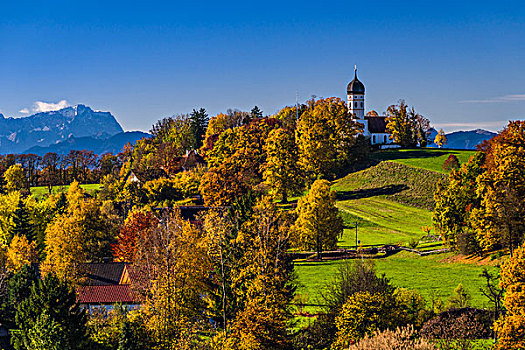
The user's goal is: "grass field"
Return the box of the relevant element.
[31,183,101,199]
[295,251,498,313]
[337,197,433,247]
[372,148,477,174]
[295,148,499,317]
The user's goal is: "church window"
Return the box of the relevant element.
[360,102,363,107]
[354,102,357,107]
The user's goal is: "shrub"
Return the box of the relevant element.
[442,154,460,171]
[407,238,419,249]
[348,325,437,350]
[333,291,397,348]
[421,308,493,349]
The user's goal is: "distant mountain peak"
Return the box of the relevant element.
[0,104,124,154]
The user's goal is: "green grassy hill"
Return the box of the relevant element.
[333,161,445,210]
[371,148,476,174]
[295,148,496,313]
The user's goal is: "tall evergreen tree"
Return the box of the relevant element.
[189,108,209,150]
[250,105,263,119]
[12,273,88,350]
[1,264,39,328]
[9,200,34,243]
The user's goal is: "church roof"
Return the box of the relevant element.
[347,67,365,94]
[365,116,388,134]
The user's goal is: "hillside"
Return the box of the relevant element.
[296,149,497,313]
[371,148,476,174]
[333,161,446,210]
[0,105,123,154]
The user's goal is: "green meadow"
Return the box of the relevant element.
[295,148,497,314]
[31,183,101,199]
[371,148,477,174]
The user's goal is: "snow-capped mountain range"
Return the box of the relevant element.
[0,105,126,154]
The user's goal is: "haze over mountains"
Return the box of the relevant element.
[0,105,149,155]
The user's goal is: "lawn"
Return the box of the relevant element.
[371,148,477,174]
[337,197,433,247]
[31,183,101,199]
[295,251,498,313]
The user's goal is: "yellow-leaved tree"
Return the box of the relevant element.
[471,121,525,255]
[292,179,343,259]
[262,128,303,203]
[3,164,28,192]
[434,129,447,148]
[42,181,116,282]
[133,210,211,349]
[494,244,525,349]
[296,97,363,181]
[385,101,429,148]
[221,196,295,350]
[6,234,38,272]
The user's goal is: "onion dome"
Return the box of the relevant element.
[347,66,365,94]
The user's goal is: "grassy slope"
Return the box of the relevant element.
[371,148,476,174]
[31,184,100,199]
[337,197,433,247]
[333,161,445,210]
[296,148,495,312]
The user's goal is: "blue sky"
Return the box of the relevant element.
[1,0,524,133]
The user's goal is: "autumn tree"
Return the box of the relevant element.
[200,118,279,206]
[296,97,364,180]
[292,179,343,259]
[262,128,303,203]
[433,153,484,253]
[4,164,28,193]
[41,152,61,192]
[0,191,22,246]
[494,244,525,349]
[42,181,117,282]
[385,100,430,148]
[471,121,525,255]
[223,196,295,350]
[112,210,159,262]
[133,210,210,348]
[434,129,447,148]
[6,234,38,272]
[333,291,397,348]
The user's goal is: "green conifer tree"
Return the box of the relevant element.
[9,200,34,243]
[189,108,209,150]
[12,274,88,350]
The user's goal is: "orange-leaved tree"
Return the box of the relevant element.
[112,210,158,262]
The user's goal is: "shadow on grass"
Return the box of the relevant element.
[336,184,409,201]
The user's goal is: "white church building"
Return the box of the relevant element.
[346,67,394,146]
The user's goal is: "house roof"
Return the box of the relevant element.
[80,262,128,286]
[365,116,388,134]
[127,168,168,183]
[77,285,139,304]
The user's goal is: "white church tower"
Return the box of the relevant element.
[347,65,369,136]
